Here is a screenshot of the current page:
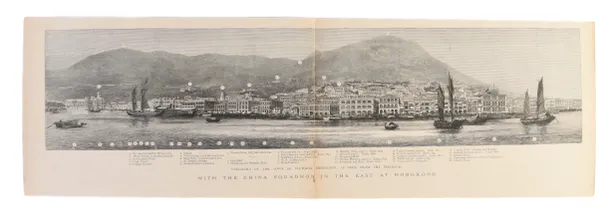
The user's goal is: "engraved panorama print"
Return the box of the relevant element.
[44,28,583,150]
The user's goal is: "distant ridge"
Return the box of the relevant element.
[295,35,485,86]
[45,36,487,101]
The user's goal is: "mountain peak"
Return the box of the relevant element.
[368,35,407,43]
[102,47,143,55]
[294,34,485,87]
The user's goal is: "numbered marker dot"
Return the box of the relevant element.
[72,143,77,147]
[128,142,132,146]
[169,142,174,146]
[217,141,222,145]
[240,141,246,146]
[198,142,203,146]
[290,141,295,145]
[187,142,192,147]
[262,141,267,146]
[492,137,497,142]
[177,142,182,146]
[151,142,155,146]
[387,140,393,145]
[145,141,150,146]
[139,141,144,145]
[532,137,537,141]
[110,142,115,147]
[437,138,442,143]
[309,140,314,145]
[229,142,234,146]
[97,142,103,147]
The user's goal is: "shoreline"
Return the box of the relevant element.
[47,109,583,122]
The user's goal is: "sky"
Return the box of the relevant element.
[46,28,582,99]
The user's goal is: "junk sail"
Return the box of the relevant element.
[437,84,445,121]
[447,72,455,121]
[131,86,138,111]
[140,78,150,111]
[523,89,530,117]
[536,77,545,115]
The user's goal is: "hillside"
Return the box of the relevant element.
[45,48,310,101]
[296,35,484,86]
[45,36,487,101]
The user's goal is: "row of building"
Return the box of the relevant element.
[50,82,582,117]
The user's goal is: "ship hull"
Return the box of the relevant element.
[434,119,465,129]
[463,116,489,125]
[53,120,87,129]
[206,117,221,122]
[520,115,556,126]
[126,109,166,118]
[159,108,198,119]
[384,122,399,130]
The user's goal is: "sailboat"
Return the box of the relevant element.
[126,78,165,117]
[520,77,556,125]
[433,72,465,129]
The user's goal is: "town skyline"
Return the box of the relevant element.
[46,28,582,99]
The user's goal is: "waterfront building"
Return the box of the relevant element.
[410,97,438,116]
[339,97,376,116]
[258,100,272,114]
[481,89,508,114]
[271,100,284,114]
[277,92,308,110]
[46,100,67,111]
[299,101,331,117]
[466,96,483,114]
[401,95,417,115]
[63,98,88,110]
[510,97,582,113]
[226,100,239,113]
[214,102,227,113]
[378,95,401,115]
[238,100,250,113]
[444,100,468,115]
[105,101,130,111]
[546,98,582,111]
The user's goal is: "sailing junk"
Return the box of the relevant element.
[126,78,165,117]
[433,72,465,129]
[520,77,556,125]
[53,119,87,129]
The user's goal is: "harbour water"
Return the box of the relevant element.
[45,111,583,150]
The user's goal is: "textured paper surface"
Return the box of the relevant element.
[24,18,595,197]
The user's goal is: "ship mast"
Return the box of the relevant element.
[140,78,150,112]
[447,72,455,121]
[131,86,138,111]
[437,84,445,121]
